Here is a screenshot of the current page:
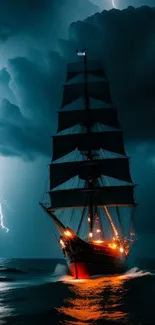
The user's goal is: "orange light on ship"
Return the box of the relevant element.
[108,243,117,250]
[89,232,93,238]
[93,240,104,244]
[88,217,90,222]
[64,230,73,238]
[60,239,65,249]
[96,229,101,233]
[120,247,124,253]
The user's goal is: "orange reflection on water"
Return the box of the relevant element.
[57,275,128,325]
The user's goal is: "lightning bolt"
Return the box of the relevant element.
[0,203,9,233]
[112,0,116,8]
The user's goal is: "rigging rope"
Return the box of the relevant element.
[116,206,124,239]
[128,206,136,240]
[98,207,105,239]
[77,204,87,236]
[69,208,75,225]
[104,206,119,238]
[41,165,50,205]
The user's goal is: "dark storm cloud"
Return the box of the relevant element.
[0,0,98,42]
[0,99,51,159]
[64,6,155,142]
[91,0,155,9]
[0,0,47,40]
[0,0,99,159]
[0,68,16,103]
[62,5,155,235]
[0,52,66,159]
[7,54,65,120]
[1,4,155,161]
[120,0,155,8]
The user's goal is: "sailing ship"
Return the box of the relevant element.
[40,50,136,279]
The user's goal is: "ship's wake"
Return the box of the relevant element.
[51,264,154,283]
[122,266,152,278]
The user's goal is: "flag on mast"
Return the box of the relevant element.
[76,49,86,56]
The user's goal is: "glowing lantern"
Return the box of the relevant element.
[60,239,65,249]
[64,230,72,238]
[108,243,117,250]
[89,232,93,238]
[93,240,104,244]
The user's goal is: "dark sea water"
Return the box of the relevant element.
[0,258,154,325]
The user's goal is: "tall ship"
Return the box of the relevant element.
[40,50,136,279]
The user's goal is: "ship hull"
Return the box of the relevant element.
[69,260,127,279]
[62,237,127,279]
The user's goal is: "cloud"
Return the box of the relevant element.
[121,0,155,8]
[0,5,155,161]
[63,6,155,143]
[7,54,65,119]
[0,0,99,43]
[0,0,100,161]
[0,51,68,159]
[0,68,16,103]
[0,99,51,159]
[91,0,155,9]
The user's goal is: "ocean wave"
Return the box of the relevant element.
[122,266,153,278]
[0,277,15,282]
[0,268,27,274]
[27,268,49,273]
[52,264,154,283]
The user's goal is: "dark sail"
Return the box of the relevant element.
[50,158,132,189]
[66,61,106,82]
[49,186,135,210]
[52,131,125,161]
[57,108,120,133]
[61,81,111,108]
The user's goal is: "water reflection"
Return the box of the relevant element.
[57,275,128,324]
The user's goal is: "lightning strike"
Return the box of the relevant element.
[0,203,9,233]
[112,0,116,8]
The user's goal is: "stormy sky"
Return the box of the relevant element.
[0,0,155,260]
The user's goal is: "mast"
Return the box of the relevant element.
[77,50,94,238]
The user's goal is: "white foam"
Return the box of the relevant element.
[119,267,153,279]
[51,264,154,283]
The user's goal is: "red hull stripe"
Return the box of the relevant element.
[70,263,91,279]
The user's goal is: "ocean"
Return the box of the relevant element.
[0,258,154,325]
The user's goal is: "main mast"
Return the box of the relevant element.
[77,50,94,238]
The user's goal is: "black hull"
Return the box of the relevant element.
[62,237,127,279]
[68,255,127,279]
